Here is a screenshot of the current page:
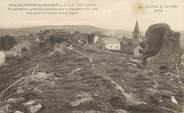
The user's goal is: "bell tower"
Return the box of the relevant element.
[132,20,142,45]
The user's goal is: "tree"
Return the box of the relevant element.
[0,35,17,51]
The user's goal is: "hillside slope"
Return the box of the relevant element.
[0,45,183,113]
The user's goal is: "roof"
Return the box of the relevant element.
[122,37,132,43]
[101,37,120,45]
[133,21,140,33]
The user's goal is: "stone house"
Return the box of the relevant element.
[96,37,121,50]
[120,42,136,53]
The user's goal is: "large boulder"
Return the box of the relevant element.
[144,23,171,58]
[144,23,181,73]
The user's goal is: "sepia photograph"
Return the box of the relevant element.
[0,0,184,113]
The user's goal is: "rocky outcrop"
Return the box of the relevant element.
[144,23,181,73]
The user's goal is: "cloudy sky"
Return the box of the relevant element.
[0,0,184,31]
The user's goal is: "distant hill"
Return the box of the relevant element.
[0,28,25,37]
[0,25,132,38]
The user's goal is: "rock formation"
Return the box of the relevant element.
[144,23,181,73]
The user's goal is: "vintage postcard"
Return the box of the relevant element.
[0,0,184,113]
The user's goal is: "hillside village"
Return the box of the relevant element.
[0,22,184,113]
[0,21,145,54]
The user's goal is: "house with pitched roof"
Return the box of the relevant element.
[96,37,121,50]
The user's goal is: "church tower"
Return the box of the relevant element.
[132,20,142,45]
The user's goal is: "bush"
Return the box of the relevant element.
[0,35,17,51]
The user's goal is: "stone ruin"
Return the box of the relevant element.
[143,23,181,73]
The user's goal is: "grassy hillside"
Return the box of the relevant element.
[0,45,183,113]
